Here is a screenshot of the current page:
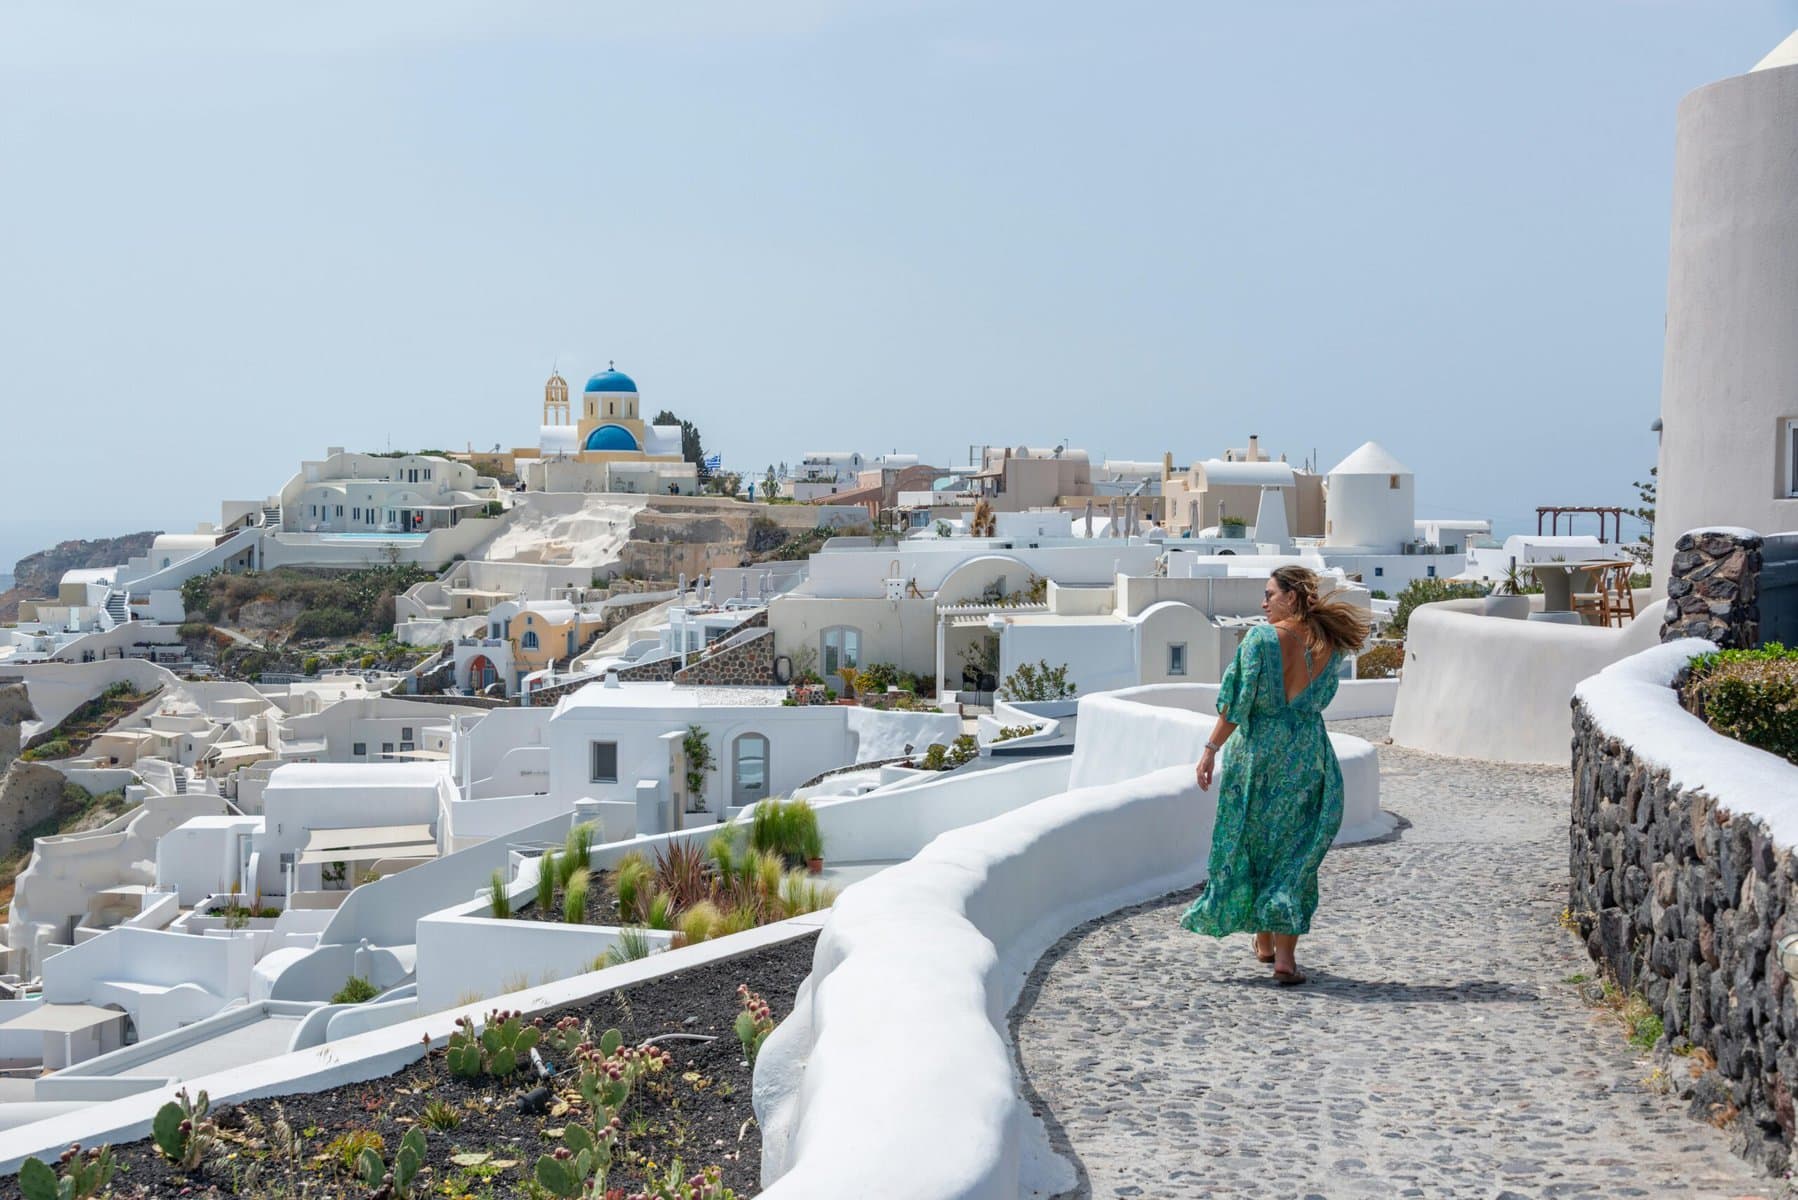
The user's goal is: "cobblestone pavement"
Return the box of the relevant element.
[1012,720,1785,1200]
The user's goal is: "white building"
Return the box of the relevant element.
[1651,35,1798,589]
[279,449,499,535]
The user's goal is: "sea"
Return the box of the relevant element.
[0,573,12,592]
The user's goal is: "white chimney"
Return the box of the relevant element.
[1247,434,1260,461]
[604,670,621,689]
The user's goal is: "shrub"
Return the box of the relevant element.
[332,976,379,1005]
[613,852,651,919]
[678,900,722,946]
[1387,578,1489,638]
[293,607,360,639]
[420,1098,460,1131]
[562,868,591,924]
[993,723,1041,742]
[855,662,898,694]
[1684,644,1798,766]
[536,850,559,912]
[997,660,1076,702]
[1356,642,1406,680]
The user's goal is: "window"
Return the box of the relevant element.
[590,741,619,783]
[381,742,395,761]
[1168,643,1187,677]
[732,734,769,805]
[820,626,861,677]
[423,468,432,481]
[352,507,360,521]
[522,630,539,650]
[1389,474,1400,489]
[1426,565,1437,578]
[335,504,344,517]
[400,742,415,754]
[401,726,414,741]
[353,742,366,756]
[1786,418,1798,497]
[1373,566,1384,578]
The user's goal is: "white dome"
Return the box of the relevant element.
[1753,29,1798,72]
[1326,441,1411,477]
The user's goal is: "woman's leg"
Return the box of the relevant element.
[1253,932,1273,960]
[1271,933,1299,974]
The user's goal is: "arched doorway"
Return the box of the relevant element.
[732,734,770,806]
[467,655,498,692]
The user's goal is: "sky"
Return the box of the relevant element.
[2,0,1794,569]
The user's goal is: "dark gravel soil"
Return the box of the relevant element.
[3,934,817,1199]
[515,868,620,924]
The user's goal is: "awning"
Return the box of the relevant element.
[299,842,437,865]
[0,1004,127,1034]
[304,824,432,852]
[206,742,273,766]
[388,749,448,760]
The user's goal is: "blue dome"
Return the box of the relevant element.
[584,424,641,453]
[584,369,638,394]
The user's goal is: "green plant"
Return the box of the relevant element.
[652,839,712,908]
[734,985,774,1063]
[357,1126,427,1198]
[796,808,824,864]
[707,829,739,888]
[948,733,979,766]
[836,665,859,698]
[18,1145,116,1200]
[537,849,560,912]
[1684,644,1798,765]
[420,1098,461,1131]
[682,724,714,800]
[1388,577,1489,638]
[488,868,512,919]
[855,661,898,694]
[563,867,591,924]
[600,926,654,967]
[446,1008,541,1079]
[644,889,675,931]
[1356,642,1406,680]
[563,821,598,884]
[678,900,721,946]
[152,1087,214,1171]
[992,723,1041,742]
[921,743,950,770]
[778,869,836,918]
[536,1031,673,1198]
[934,520,952,538]
[325,1128,384,1174]
[613,852,651,919]
[331,975,379,1005]
[996,660,1076,702]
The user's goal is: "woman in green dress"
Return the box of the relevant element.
[1180,565,1371,985]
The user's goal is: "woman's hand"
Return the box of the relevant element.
[1196,747,1216,792]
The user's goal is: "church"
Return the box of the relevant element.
[521,365,699,495]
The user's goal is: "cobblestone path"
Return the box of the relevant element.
[1012,720,1783,1199]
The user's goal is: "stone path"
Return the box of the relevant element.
[1013,719,1785,1200]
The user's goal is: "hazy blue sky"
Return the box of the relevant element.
[2,1,1793,567]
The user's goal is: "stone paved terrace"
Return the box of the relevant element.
[1013,718,1786,1199]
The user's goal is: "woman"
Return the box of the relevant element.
[1180,564,1370,985]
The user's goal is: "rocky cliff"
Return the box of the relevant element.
[0,531,161,620]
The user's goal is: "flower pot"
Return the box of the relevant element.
[806,857,824,875]
[1482,594,1532,620]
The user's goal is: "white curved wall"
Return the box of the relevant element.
[1653,57,1798,591]
[1325,471,1412,551]
[1389,600,1664,764]
[754,693,1385,1198]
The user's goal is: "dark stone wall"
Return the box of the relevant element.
[674,629,775,687]
[1571,698,1797,1170]
[1663,529,1763,649]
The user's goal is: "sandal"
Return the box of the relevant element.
[1273,967,1307,986]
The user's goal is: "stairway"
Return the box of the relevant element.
[103,589,129,625]
[173,770,189,795]
[261,505,282,531]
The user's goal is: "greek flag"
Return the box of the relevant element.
[703,453,723,472]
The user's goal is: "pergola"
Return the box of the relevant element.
[1536,506,1624,543]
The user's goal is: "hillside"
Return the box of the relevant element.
[0,531,161,620]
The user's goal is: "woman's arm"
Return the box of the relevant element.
[1195,714,1238,791]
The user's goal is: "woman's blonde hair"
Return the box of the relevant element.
[1271,565,1371,658]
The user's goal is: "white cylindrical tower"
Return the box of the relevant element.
[1323,442,1414,552]
[1653,35,1798,589]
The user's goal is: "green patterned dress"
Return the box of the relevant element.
[1180,623,1343,938]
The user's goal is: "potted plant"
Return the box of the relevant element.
[836,666,859,704]
[792,801,824,874]
[1219,516,1248,539]
[1482,563,1533,620]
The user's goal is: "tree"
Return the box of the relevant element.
[997,660,1077,702]
[653,409,707,475]
[763,466,781,500]
[1625,465,1657,566]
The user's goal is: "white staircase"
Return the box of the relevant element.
[261,505,282,531]
[103,589,129,626]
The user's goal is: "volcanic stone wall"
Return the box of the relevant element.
[1662,528,1763,650]
[674,629,775,687]
[1571,699,1797,1168]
